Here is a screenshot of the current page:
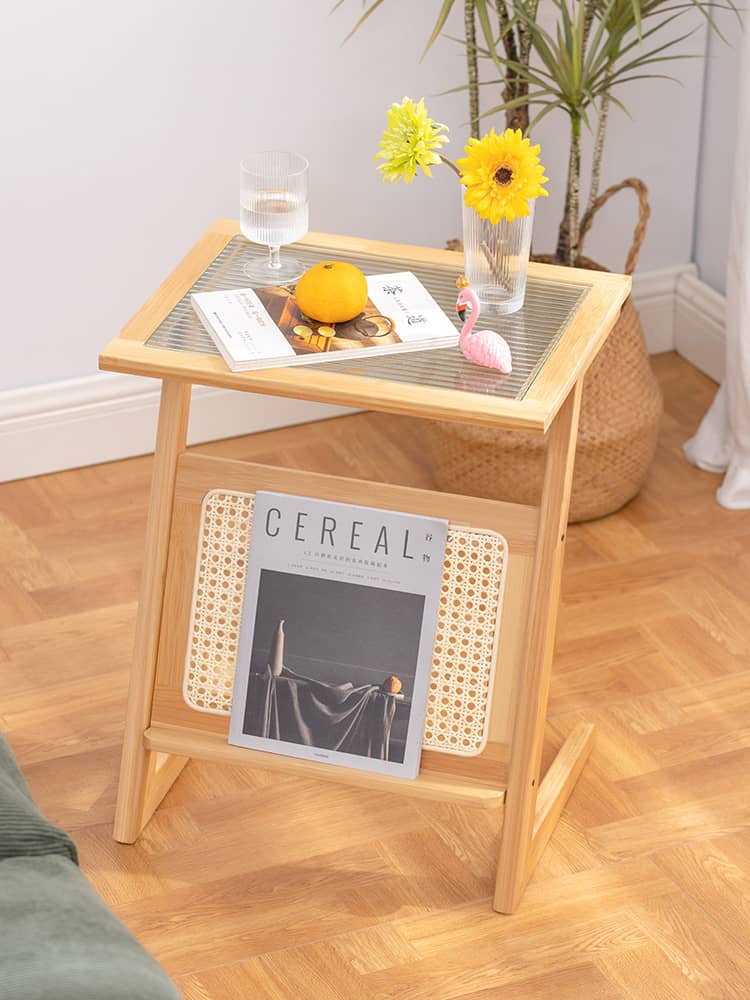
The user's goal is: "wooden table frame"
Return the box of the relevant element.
[100,221,630,913]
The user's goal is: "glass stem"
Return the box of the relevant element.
[268,245,281,270]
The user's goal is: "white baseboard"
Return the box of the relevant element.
[0,265,724,483]
[673,271,726,383]
[631,265,687,355]
[631,264,725,381]
[0,374,353,483]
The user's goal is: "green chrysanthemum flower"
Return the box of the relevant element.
[375,97,449,184]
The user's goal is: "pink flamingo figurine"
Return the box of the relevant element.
[455,276,513,373]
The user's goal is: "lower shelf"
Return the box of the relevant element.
[144,724,507,809]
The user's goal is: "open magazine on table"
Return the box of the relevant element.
[191,271,458,371]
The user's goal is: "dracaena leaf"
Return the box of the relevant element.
[340,0,388,43]
[422,0,457,58]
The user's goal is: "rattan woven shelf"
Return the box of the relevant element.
[184,489,508,756]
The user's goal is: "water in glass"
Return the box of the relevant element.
[240,190,308,248]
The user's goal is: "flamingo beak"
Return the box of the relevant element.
[456,304,467,322]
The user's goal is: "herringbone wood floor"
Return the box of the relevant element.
[2,352,749,998]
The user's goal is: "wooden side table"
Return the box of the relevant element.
[100,221,630,913]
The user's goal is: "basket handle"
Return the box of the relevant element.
[578,177,650,275]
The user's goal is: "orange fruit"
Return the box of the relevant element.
[294,261,368,324]
[381,675,402,694]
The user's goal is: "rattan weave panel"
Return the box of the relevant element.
[184,489,508,756]
[147,235,590,401]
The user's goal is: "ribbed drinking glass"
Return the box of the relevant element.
[240,152,309,284]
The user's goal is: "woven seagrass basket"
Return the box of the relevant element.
[426,178,662,523]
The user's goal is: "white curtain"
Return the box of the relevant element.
[684,31,750,508]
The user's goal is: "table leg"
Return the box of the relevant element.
[113,379,191,843]
[494,381,585,913]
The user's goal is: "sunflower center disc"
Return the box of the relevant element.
[494,166,513,186]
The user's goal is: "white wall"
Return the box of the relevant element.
[693,14,742,294]
[0,1,460,392]
[1,1,712,396]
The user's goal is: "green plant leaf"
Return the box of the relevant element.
[612,27,702,76]
[527,102,565,130]
[339,0,388,43]
[474,0,509,77]
[422,0,458,57]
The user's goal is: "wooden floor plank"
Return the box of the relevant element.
[629,892,750,1000]
[653,830,750,950]
[360,909,649,999]
[596,942,712,1000]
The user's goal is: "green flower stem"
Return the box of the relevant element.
[481,239,513,291]
[439,154,462,178]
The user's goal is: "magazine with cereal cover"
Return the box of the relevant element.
[228,491,448,779]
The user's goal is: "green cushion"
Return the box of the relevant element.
[0,735,181,998]
[0,855,182,1000]
[0,734,77,864]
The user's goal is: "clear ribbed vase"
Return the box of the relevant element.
[462,201,534,314]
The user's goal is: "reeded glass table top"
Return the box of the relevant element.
[145,236,590,402]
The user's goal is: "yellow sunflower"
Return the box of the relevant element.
[457,128,548,224]
[375,97,449,184]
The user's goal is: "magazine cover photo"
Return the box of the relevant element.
[241,570,424,766]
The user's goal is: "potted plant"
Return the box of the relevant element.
[337,0,734,521]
